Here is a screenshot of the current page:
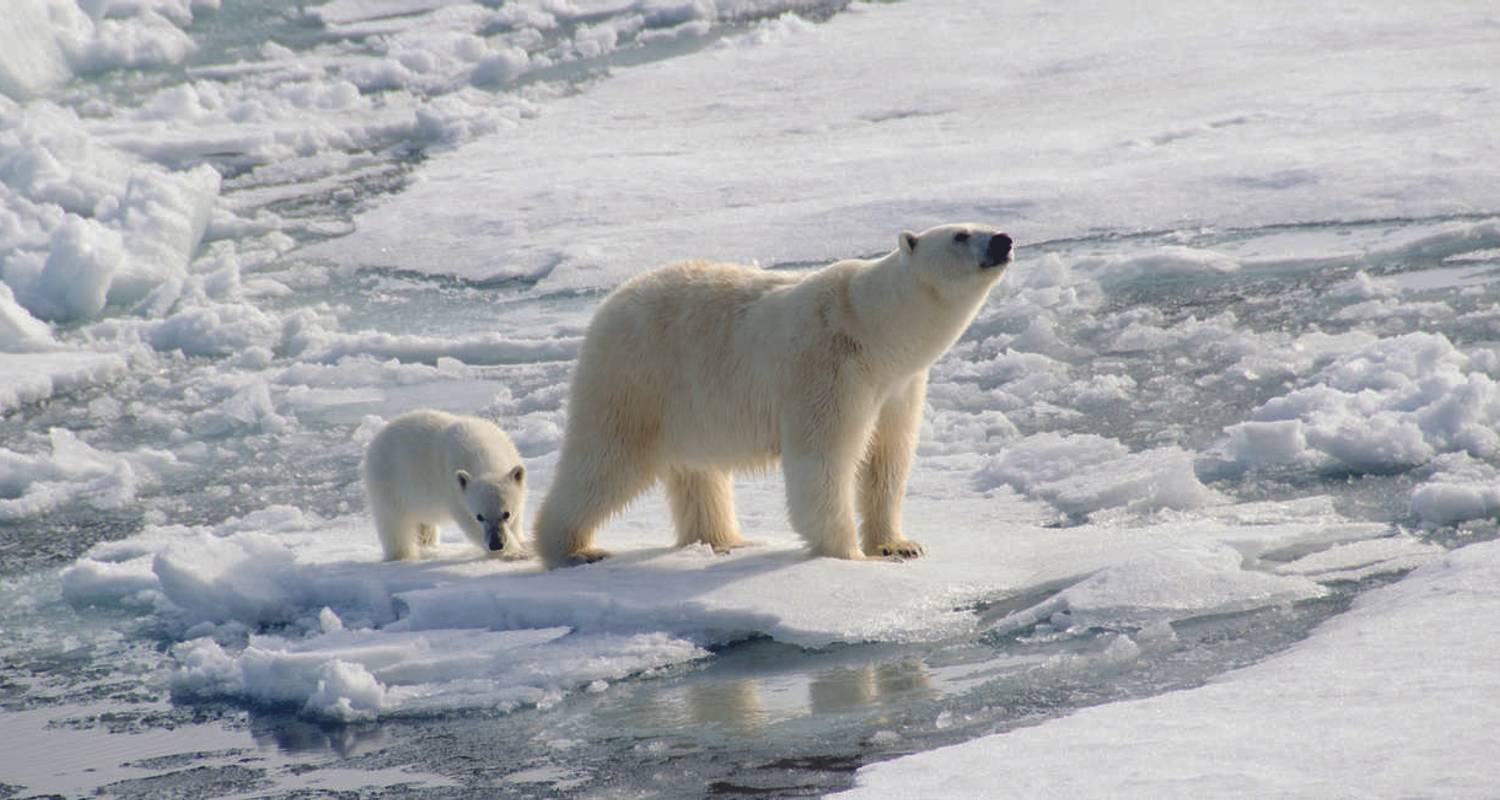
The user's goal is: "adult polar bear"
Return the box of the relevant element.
[535,224,1014,568]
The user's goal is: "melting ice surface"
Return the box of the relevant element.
[3,0,1500,796]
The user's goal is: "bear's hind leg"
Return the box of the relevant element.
[372,502,421,561]
[666,468,745,553]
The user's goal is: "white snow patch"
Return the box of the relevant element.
[1410,453,1500,527]
[1220,332,1500,472]
[976,433,1219,517]
[0,350,129,416]
[1,102,219,322]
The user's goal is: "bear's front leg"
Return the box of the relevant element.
[858,375,927,559]
[781,403,877,561]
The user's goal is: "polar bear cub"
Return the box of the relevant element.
[535,223,1014,568]
[363,409,528,560]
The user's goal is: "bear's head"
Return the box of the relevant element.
[898,223,1013,299]
[455,466,526,553]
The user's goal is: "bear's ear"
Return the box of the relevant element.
[510,465,525,483]
[899,230,919,255]
[455,469,471,490]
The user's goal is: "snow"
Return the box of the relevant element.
[836,539,1500,799]
[1410,453,1500,528]
[0,428,174,519]
[0,0,201,100]
[1,101,220,323]
[0,350,129,416]
[1218,332,1500,472]
[0,282,56,350]
[312,0,1500,287]
[975,433,1219,517]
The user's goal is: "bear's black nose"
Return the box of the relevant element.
[989,233,1012,262]
[981,233,1012,268]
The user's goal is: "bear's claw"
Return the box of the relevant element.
[876,540,926,559]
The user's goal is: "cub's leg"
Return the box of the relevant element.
[371,496,420,561]
[666,468,745,553]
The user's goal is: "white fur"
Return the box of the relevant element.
[535,224,1013,568]
[363,409,528,560]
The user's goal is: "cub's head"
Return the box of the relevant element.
[455,466,526,554]
[898,223,1013,299]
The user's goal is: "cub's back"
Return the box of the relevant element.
[366,410,517,483]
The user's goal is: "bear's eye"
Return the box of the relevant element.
[476,514,485,523]
[501,511,512,521]
[953,232,970,243]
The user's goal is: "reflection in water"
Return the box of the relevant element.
[809,660,934,715]
[685,679,766,733]
[249,710,385,758]
[674,657,937,733]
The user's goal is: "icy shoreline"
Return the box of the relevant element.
[837,538,1500,799]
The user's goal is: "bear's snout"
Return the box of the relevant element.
[486,526,505,551]
[982,233,1013,268]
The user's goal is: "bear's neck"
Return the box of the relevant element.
[848,251,991,378]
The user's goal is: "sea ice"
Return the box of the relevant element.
[836,539,1500,799]
[59,487,1400,719]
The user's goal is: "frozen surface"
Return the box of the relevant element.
[1218,332,1500,473]
[837,539,1500,799]
[1411,453,1500,527]
[59,491,1381,720]
[0,350,130,415]
[313,0,1500,287]
[0,427,174,519]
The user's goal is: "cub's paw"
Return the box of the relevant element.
[873,539,926,560]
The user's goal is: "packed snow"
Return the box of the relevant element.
[310,0,1500,288]
[3,0,1500,795]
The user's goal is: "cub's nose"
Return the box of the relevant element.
[988,233,1013,263]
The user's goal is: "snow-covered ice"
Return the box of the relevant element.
[837,539,1500,799]
[59,489,1389,720]
[312,0,1500,288]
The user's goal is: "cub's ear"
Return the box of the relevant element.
[899,230,919,254]
[455,469,471,490]
[510,465,525,483]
